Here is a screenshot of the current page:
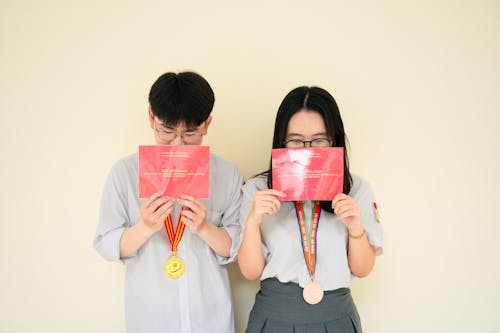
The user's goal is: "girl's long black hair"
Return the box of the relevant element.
[263,86,352,214]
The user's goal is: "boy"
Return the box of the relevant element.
[94,72,242,333]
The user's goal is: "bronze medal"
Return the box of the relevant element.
[295,201,323,304]
[302,279,324,305]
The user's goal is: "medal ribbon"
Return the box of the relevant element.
[294,201,321,279]
[164,209,185,254]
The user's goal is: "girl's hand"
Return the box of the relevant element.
[248,189,286,225]
[332,193,362,232]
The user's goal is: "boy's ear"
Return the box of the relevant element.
[148,107,155,129]
[203,116,213,134]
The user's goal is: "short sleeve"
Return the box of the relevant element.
[93,160,136,264]
[237,177,270,258]
[214,164,244,265]
[351,175,384,255]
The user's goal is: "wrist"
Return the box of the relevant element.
[193,220,209,237]
[138,220,158,238]
[247,212,263,226]
[347,223,365,239]
[347,220,363,232]
[347,219,363,232]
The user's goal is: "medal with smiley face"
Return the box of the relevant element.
[164,254,185,278]
[164,210,186,278]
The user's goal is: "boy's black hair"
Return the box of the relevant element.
[148,72,215,128]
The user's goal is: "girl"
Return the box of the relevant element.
[238,86,383,332]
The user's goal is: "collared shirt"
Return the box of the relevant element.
[239,173,383,291]
[94,152,243,333]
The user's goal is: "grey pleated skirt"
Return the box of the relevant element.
[246,278,362,333]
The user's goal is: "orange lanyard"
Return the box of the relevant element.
[294,201,321,278]
[164,209,185,254]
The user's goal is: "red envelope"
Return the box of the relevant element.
[139,145,210,199]
[272,147,344,201]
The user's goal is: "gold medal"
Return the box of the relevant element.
[164,255,185,278]
[163,212,187,279]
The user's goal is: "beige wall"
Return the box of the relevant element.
[1,0,499,332]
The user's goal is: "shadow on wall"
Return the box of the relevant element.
[229,262,260,333]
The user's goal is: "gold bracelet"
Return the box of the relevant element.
[348,228,365,239]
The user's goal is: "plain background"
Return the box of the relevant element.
[1,0,499,332]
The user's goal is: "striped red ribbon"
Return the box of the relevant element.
[164,209,186,253]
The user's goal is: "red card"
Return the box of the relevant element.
[272,147,344,201]
[139,145,210,199]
